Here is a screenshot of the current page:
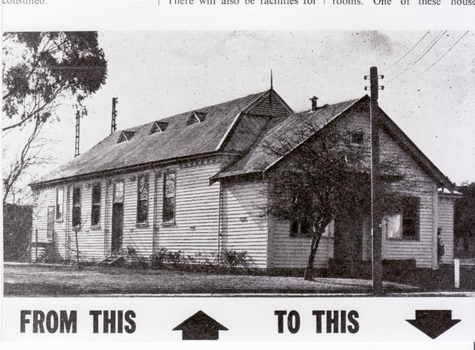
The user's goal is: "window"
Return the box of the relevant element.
[290,220,333,238]
[351,131,364,144]
[385,214,402,239]
[137,175,149,224]
[91,183,101,226]
[150,121,168,134]
[117,131,135,143]
[186,111,207,126]
[402,196,420,239]
[114,180,124,203]
[72,186,81,227]
[385,196,420,240]
[290,220,310,237]
[56,187,64,221]
[163,172,176,223]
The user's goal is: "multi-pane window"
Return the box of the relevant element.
[91,183,101,226]
[385,196,420,240]
[56,187,64,221]
[401,196,420,239]
[290,220,333,238]
[163,172,176,223]
[114,180,124,203]
[290,220,310,237]
[137,175,149,224]
[72,186,81,227]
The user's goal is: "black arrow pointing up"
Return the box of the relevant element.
[173,310,228,340]
[406,310,461,339]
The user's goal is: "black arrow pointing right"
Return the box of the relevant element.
[406,310,461,339]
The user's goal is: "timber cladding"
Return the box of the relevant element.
[29,89,458,271]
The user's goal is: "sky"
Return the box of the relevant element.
[4,31,475,197]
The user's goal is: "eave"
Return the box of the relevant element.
[30,150,241,190]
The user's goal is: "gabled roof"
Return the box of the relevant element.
[377,108,454,191]
[34,90,288,186]
[212,96,364,180]
[213,95,455,192]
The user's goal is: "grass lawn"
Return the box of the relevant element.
[3,264,419,296]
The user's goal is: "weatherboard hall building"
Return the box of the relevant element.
[30,89,458,271]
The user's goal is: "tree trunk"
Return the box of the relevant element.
[304,228,325,281]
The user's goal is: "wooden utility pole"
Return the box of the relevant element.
[365,66,384,295]
[75,110,80,157]
[111,97,118,134]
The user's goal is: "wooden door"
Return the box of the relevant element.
[111,180,125,255]
[47,206,55,243]
[333,218,363,262]
[111,203,123,254]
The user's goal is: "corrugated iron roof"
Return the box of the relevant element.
[35,91,269,185]
[212,97,364,180]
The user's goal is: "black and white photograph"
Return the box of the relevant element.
[2,3,475,347]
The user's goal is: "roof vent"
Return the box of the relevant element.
[310,96,318,111]
[118,131,135,143]
[150,121,168,134]
[186,111,207,126]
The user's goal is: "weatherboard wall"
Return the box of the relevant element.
[339,111,443,268]
[379,126,438,268]
[154,161,222,261]
[271,220,334,269]
[220,180,269,268]
[437,195,455,264]
[345,108,439,268]
[263,104,443,269]
[30,159,226,262]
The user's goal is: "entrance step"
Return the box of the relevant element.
[98,256,125,267]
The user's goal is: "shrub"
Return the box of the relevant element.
[220,249,254,272]
[149,248,253,273]
[150,248,168,269]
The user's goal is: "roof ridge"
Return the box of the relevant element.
[111,90,269,134]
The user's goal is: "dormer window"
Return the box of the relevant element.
[118,131,135,143]
[186,111,207,126]
[150,121,168,134]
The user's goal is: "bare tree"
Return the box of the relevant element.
[262,110,402,280]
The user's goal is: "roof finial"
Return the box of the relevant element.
[270,69,273,90]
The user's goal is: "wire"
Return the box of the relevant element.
[407,31,469,83]
[385,31,430,71]
[390,30,447,82]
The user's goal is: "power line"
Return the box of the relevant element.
[407,31,469,83]
[390,31,447,82]
[386,31,430,71]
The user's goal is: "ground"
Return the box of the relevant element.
[3,263,423,297]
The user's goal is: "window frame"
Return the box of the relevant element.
[351,131,364,145]
[56,187,64,222]
[91,183,101,228]
[162,171,176,225]
[290,220,311,238]
[401,196,420,240]
[385,196,420,241]
[72,186,81,228]
[113,180,124,204]
[136,175,149,226]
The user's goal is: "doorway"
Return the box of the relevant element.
[111,180,124,255]
[333,218,363,275]
[111,203,123,254]
[47,206,55,243]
